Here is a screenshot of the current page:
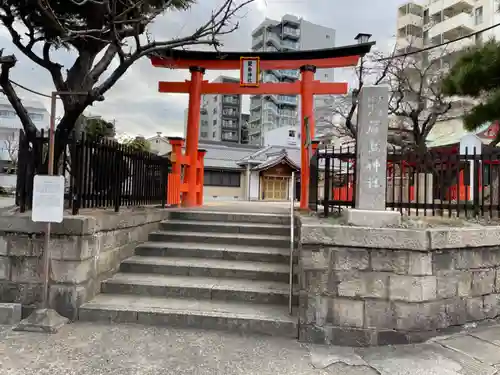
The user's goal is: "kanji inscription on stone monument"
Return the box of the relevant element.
[354,86,389,211]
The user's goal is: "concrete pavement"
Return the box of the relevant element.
[1,321,500,374]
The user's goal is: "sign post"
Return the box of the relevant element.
[240,57,260,87]
[14,92,69,333]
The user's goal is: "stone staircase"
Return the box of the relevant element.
[79,210,298,337]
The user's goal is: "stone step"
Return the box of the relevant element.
[168,210,291,225]
[120,256,292,283]
[101,273,297,305]
[78,294,297,338]
[148,230,290,248]
[134,241,293,264]
[160,220,290,236]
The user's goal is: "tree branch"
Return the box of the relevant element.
[0,54,38,141]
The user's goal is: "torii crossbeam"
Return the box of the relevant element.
[149,42,374,208]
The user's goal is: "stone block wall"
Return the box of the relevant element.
[299,217,500,346]
[0,207,170,319]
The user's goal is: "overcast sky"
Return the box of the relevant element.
[0,0,405,138]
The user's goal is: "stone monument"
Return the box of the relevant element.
[343,85,401,227]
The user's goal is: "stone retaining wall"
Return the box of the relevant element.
[298,216,500,346]
[0,207,170,319]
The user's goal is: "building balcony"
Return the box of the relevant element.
[282,26,300,39]
[427,0,474,19]
[428,11,474,40]
[264,103,278,114]
[265,33,282,50]
[222,96,240,106]
[279,110,298,118]
[278,69,299,79]
[427,36,475,60]
[282,40,299,50]
[263,74,279,83]
[397,13,423,29]
[265,94,298,106]
[396,36,423,51]
[222,111,239,118]
[252,35,264,49]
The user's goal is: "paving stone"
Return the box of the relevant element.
[438,335,500,365]
[469,326,500,346]
[361,343,497,375]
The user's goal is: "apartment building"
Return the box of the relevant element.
[248,14,336,146]
[395,0,499,128]
[397,0,500,63]
[203,76,243,144]
[183,107,209,141]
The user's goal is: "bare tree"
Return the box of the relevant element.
[0,0,253,170]
[387,49,453,150]
[319,43,454,150]
[317,49,394,141]
[4,132,19,168]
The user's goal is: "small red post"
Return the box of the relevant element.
[167,137,184,206]
[183,66,205,207]
[300,65,317,210]
[196,149,206,206]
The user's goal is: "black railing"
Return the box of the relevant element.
[310,144,357,217]
[310,144,500,218]
[16,130,171,214]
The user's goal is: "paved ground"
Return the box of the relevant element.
[0,196,15,208]
[1,322,500,375]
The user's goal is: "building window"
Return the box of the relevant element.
[475,6,483,25]
[213,107,217,114]
[0,110,15,118]
[29,113,44,121]
[213,119,217,126]
[201,131,208,138]
[204,170,240,187]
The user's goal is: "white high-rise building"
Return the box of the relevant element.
[248,14,336,146]
[396,0,498,124]
[397,0,500,63]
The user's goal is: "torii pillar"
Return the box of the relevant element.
[182,66,205,207]
[300,65,316,210]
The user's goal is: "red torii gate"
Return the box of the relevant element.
[149,43,374,208]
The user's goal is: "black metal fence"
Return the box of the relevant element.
[16,130,171,214]
[310,144,500,218]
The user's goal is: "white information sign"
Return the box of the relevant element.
[240,57,260,87]
[32,175,65,223]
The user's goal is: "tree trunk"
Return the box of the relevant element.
[41,107,85,173]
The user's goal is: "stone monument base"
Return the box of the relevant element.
[343,208,401,227]
[14,308,69,333]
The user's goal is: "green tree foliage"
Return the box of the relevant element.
[0,0,252,167]
[84,117,116,142]
[124,136,151,152]
[442,40,500,137]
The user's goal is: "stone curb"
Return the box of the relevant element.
[300,220,500,250]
